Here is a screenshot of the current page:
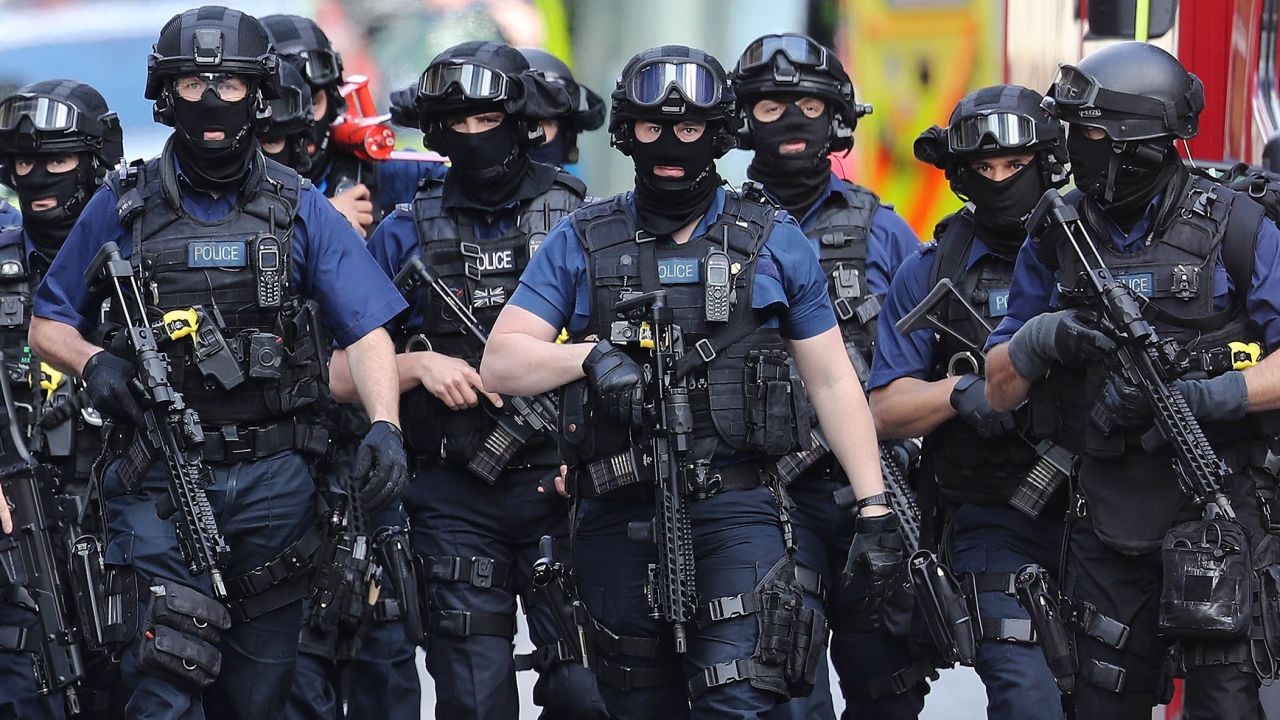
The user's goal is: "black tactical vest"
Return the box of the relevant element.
[809,181,882,370]
[923,211,1036,505]
[401,173,587,464]
[569,190,807,464]
[109,148,323,426]
[1035,175,1269,458]
[0,227,33,356]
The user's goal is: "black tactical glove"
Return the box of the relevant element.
[582,340,644,427]
[83,351,144,425]
[841,510,905,606]
[950,374,1016,438]
[1101,374,1152,428]
[1007,309,1117,380]
[1104,371,1249,428]
[353,421,409,513]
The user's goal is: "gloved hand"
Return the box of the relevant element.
[950,374,1016,438]
[1007,309,1117,380]
[582,340,644,427]
[354,421,409,513]
[83,351,144,425]
[841,511,905,607]
[1101,374,1152,428]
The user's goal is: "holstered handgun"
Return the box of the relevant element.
[374,526,423,644]
[1014,564,1076,693]
[531,535,591,668]
[907,550,978,666]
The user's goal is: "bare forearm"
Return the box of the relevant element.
[330,348,435,403]
[481,332,591,396]
[870,375,961,438]
[1244,351,1280,412]
[29,317,101,377]
[812,376,884,500]
[985,343,1031,412]
[342,328,400,425]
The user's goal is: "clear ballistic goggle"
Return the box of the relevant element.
[296,49,342,86]
[736,34,828,74]
[418,62,511,101]
[625,59,722,108]
[948,111,1040,153]
[0,95,81,133]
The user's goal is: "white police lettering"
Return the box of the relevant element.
[657,257,700,285]
[188,241,248,268]
[988,288,1011,317]
[476,249,515,272]
[1116,272,1154,298]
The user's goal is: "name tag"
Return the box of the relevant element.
[1116,271,1154,298]
[658,257,700,285]
[188,240,247,268]
[987,288,1010,317]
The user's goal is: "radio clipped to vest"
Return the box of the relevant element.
[255,233,284,309]
[704,247,732,323]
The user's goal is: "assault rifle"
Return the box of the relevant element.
[0,352,87,714]
[392,254,559,483]
[615,289,697,653]
[85,242,230,597]
[1026,189,1235,520]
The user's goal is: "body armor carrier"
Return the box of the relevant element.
[401,172,587,467]
[108,147,324,427]
[0,227,34,355]
[925,211,1036,506]
[565,189,808,473]
[810,180,882,372]
[1033,175,1271,458]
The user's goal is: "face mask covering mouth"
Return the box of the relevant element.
[1067,128,1179,229]
[11,156,95,257]
[171,87,259,191]
[439,115,535,208]
[959,156,1045,255]
[630,119,720,236]
[747,102,832,217]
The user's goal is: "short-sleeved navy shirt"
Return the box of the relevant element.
[869,229,1009,391]
[784,173,921,294]
[0,201,19,227]
[34,156,407,348]
[509,186,838,341]
[315,156,449,217]
[986,196,1280,354]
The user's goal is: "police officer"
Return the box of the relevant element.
[480,44,900,718]
[0,77,123,720]
[327,40,607,719]
[871,85,1069,720]
[517,48,605,171]
[258,59,422,720]
[730,33,923,720]
[28,7,409,718]
[985,43,1280,719]
[260,14,447,236]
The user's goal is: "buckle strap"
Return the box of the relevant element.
[589,619,671,659]
[684,463,764,500]
[514,639,574,672]
[428,610,516,638]
[594,656,684,691]
[866,658,939,699]
[980,617,1038,644]
[971,572,1018,597]
[422,555,511,591]
[1063,599,1130,651]
[372,597,402,622]
[0,625,34,652]
[226,524,323,601]
[201,420,329,463]
[694,592,762,629]
[687,657,784,701]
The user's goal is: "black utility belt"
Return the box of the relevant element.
[574,450,766,501]
[199,420,329,464]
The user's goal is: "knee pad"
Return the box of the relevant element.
[137,582,231,691]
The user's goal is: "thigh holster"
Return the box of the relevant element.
[137,582,232,691]
[586,617,683,691]
[421,555,517,639]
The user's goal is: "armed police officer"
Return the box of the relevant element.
[481,44,901,718]
[871,85,1069,720]
[729,33,924,720]
[517,48,606,172]
[327,40,607,719]
[985,43,1280,719]
[0,78,123,720]
[261,14,447,235]
[28,7,408,718]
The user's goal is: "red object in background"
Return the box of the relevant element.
[332,75,397,162]
[1165,678,1184,719]
[1177,0,1238,162]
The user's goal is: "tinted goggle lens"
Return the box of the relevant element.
[950,111,1038,153]
[0,96,78,132]
[738,35,826,72]
[418,63,508,101]
[628,61,720,107]
[298,50,341,86]
[1052,66,1097,106]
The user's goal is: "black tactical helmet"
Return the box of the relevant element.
[0,79,124,171]
[260,14,344,88]
[145,6,279,109]
[1044,41,1203,141]
[730,33,867,153]
[517,48,604,165]
[261,61,313,139]
[609,45,738,157]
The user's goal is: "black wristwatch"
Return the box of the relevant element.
[856,492,890,511]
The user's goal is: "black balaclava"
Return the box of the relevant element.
[262,131,315,177]
[746,102,832,218]
[528,127,568,167]
[10,153,96,257]
[958,156,1046,255]
[1068,127,1180,231]
[438,114,532,209]
[303,86,338,183]
[631,119,719,236]
[171,87,259,191]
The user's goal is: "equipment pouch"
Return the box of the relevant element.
[744,350,801,456]
[137,624,222,691]
[1159,518,1252,639]
[751,556,826,698]
[146,582,232,642]
[908,550,978,666]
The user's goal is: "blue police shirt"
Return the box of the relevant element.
[869,229,1009,391]
[986,196,1280,353]
[315,157,448,216]
[788,172,921,295]
[509,186,837,341]
[34,159,406,348]
[0,201,19,227]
